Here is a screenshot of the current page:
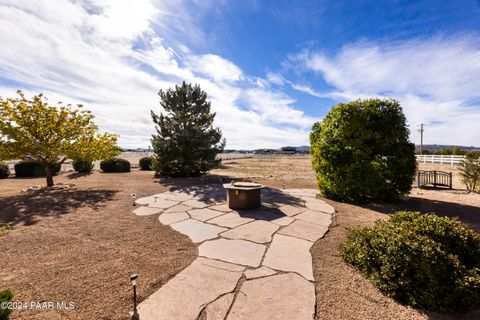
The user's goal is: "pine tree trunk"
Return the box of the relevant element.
[45,164,54,187]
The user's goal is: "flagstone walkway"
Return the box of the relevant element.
[132,186,335,320]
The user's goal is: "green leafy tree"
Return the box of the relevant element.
[310,98,416,202]
[151,82,225,177]
[0,91,120,186]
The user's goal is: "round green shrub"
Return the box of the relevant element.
[0,289,13,319]
[100,158,131,173]
[72,159,94,173]
[341,211,480,312]
[0,162,9,179]
[310,99,416,202]
[14,161,60,177]
[139,156,153,170]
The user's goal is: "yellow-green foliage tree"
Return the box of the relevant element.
[0,90,120,186]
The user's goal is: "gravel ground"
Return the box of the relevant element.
[1,158,479,320]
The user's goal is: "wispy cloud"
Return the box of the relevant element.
[0,0,315,149]
[292,36,480,145]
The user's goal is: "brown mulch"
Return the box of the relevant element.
[0,170,197,320]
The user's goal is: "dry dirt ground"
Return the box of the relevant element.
[0,157,479,320]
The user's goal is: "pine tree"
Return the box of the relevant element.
[151,82,225,177]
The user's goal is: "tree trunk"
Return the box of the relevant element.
[45,164,54,187]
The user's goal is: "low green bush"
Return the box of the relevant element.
[14,161,60,177]
[72,159,94,173]
[0,162,9,179]
[100,158,131,173]
[139,156,153,170]
[0,289,13,320]
[341,211,480,312]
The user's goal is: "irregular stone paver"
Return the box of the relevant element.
[221,220,279,243]
[132,187,335,320]
[205,293,235,320]
[227,273,315,320]
[148,199,179,209]
[188,208,226,221]
[138,258,244,320]
[158,212,189,225]
[135,196,156,206]
[278,219,329,242]
[278,204,306,217]
[262,234,314,280]
[270,215,294,226]
[295,210,332,227]
[164,204,193,213]
[304,199,335,214]
[207,212,254,228]
[170,219,227,243]
[244,266,277,280]
[133,206,163,216]
[210,203,232,212]
[162,192,194,202]
[199,238,266,267]
[183,199,210,208]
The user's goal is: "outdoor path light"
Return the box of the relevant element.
[131,193,136,206]
[130,273,139,320]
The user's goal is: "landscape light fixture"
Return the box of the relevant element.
[130,273,139,320]
[131,193,136,206]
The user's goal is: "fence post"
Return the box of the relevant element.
[440,154,443,164]
[417,171,421,188]
[451,156,454,166]
[449,172,452,189]
[433,170,437,188]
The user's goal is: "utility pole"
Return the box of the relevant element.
[418,124,425,154]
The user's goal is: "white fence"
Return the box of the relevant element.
[416,154,465,165]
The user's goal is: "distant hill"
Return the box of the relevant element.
[416,144,480,152]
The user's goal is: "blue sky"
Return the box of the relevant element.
[0,0,480,148]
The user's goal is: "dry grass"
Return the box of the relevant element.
[0,157,479,319]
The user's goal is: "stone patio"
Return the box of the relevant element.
[133,186,335,320]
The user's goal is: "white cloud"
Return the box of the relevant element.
[295,37,480,146]
[0,0,314,149]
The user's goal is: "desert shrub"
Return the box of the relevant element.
[139,156,153,170]
[310,99,416,202]
[14,161,60,177]
[100,158,130,173]
[0,289,13,319]
[72,159,94,173]
[458,154,480,193]
[341,211,480,312]
[0,162,9,179]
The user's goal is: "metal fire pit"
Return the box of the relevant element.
[223,182,264,210]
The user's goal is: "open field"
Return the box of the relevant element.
[0,157,479,319]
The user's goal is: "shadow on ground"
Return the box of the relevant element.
[155,173,306,222]
[0,188,118,226]
[363,195,480,233]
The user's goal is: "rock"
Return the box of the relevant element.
[295,210,332,227]
[138,258,244,320]
[158,212,189,225]
[278,204,306,217]
[244,267,277,280]
[209,203,232,212]
[304,199,335,214]
[207,212,254,228]
[262,234,314,280]
[220,220,279,243]
[148,199,179,209]
[199,238,266,267]
[278,220,328,242]
[183,199,210,208]
[170,219,226,243]
[164,204,193,213]
[227,273,315,320]
[188,208,226,221]
[135,196,156,205]
[205,293,235,320]
[133,206,163,216]
[269,216,294,226]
